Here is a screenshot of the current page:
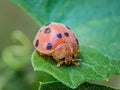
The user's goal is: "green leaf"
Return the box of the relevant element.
[32,48,120,89]
[36,71,57,82]
[39,81,117,90]
[10,0,120,89]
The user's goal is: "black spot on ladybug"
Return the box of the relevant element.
[76,38,79,45]
[44,28,51,34]
[66,26,71,30]
[47,43,52,50]
[35,39,39,47]
[64,32,69,37]
[45,23,51,26]
[56,33,62,38]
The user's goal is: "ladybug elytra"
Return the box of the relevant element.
[33,22,80,67]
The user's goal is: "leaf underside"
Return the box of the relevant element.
[39,81,117,90]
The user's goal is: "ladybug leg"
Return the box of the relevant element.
[57,61,64,67]
[72,61,80,66]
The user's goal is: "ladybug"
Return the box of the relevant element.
[33,22,80,67]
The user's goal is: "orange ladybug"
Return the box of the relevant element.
[33,22,80,67]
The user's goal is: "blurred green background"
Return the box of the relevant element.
[0,0,120,90]
[0,0,39,52]
[0,0,40,90]
[0,0,57,90]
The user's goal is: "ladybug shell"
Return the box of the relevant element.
[33,22,78,56]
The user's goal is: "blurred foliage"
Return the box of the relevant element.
[0,30,33,90]
[0,30,56,90]
[0,0,39,54]
[2,30,31,70]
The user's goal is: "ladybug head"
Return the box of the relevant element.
[52,43,79,67]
